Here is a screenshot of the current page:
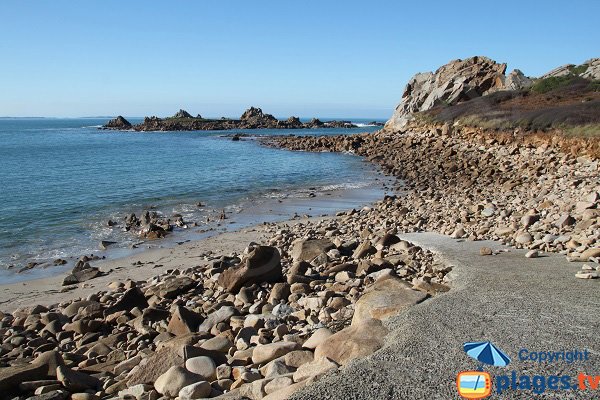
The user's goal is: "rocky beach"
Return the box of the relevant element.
[1,55,599,400]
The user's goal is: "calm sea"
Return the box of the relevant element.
[0,118,385,282]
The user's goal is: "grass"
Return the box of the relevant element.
[561,124,600,138]
[531,75,577,94]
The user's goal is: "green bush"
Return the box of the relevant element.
[530,75,576,94]
[568,64,589,75]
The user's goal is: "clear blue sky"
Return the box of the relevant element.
[1,1,598,119]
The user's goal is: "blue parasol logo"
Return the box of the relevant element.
[463,341,511,367]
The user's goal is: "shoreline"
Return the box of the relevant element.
[0,130,389,285]
[0,171,393,306]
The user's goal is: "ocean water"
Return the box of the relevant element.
[0,118,385,282]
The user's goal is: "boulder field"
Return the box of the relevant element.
[0,213,451,399]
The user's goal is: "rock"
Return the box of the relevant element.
[167,306,203,336]
[178,381,212,400]
[555,214,576,228]
[575,272,599,279]
[581,248,600,261]
[198,306,237,333]
[314,318,388,365]
[252,342,299,365]
[104,287,148,315]
[173,109,194,118]
[99,240,116,250]
[284,350,314,368]
[104,116,132,129]
[521,214,540,228]
[515,233,533,244]
[352,241,376,259]
[290,239,335,262]
[154,366,199,398]
[56,366,101,392]
[352,276,427,326]
[217,245,282,293]
[525,250,539,258]
[118,384,153,399]
[185,356,216,380]
[292,357,339,382]
[480,247,493,256]
[302,328,333,350]
[263,381,308,400]
[152,276,197,299]
[384,56,508,131]
[0,363,48,393]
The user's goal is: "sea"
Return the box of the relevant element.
[0,117,389,283]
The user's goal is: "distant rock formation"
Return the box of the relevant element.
[104,116,132,129]
[172,109,193,119]
[384,56,534,132]
[541,58,600,80]
[102,107,358,131]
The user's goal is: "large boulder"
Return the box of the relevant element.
[217,245,282,293]
[314,318,388,365]
[384,56,525,132]
[154,366,199,398]
[352,276,427,326]
[290,239,335,262]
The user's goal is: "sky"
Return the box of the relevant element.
[0,1,598,119]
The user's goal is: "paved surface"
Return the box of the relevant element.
[291,233,600,399]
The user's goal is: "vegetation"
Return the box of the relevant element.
[530,75,577,93]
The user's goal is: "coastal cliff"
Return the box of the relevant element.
[102,107,360,132]
[384,56,600,134]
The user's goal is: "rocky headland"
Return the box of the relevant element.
[1,55,599,400]
[103,108,357,132]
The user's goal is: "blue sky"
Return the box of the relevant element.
[0,1,598,118]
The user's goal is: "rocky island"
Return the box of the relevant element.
[102,107,358,132]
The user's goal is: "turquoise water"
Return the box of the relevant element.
[0,118,383,280]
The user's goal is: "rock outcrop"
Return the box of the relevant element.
[172,109,194,119]
[541,58,600,80]
[104,116,132,129]
[384,56,534,132]
[102,107,358,131]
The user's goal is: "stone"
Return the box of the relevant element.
[104,287,148,315]
[479,247,493,256]
[263,381,308,400]
[118,384,153,399]
[290,239,335,262]
[302,328,333,350]
[352,276,427,326]
[56,366,101,392]
[525,250,539,258]
[154,366,199,398]
[251,342,299,365]
[515,233,533,244]
[218,245,282,293]
[521,214,540,228]
[284,350,314,368]
[264,376,294,395]
[178,381,212,400]
[167,306,203,336]
[575,272,599,279]
[200,335,232,353]
[314,318,388,365]
[555,214,576,228]
[185,356,216,380]
[0,363,48,393]
[292,357,339,382]
[198,306,237,333]
[352,240,376,259]
[581,248,600,261]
